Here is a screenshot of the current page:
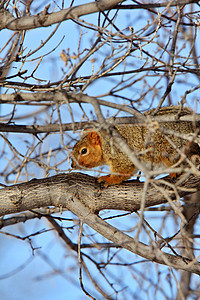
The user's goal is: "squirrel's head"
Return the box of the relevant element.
[71,131,103,169]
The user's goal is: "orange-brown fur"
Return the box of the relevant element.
[71,106,200,186]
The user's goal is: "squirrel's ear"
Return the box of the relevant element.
[87,132,101,146]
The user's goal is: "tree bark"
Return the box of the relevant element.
[1,173,200,275]
[0,1,125,31]
[0,172,200,216]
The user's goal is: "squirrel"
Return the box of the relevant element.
[71,106,200,186]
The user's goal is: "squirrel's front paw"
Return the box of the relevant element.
[98,174,129,187]
[98,175,114,187]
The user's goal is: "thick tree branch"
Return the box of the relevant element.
[0,172,200,216]
[0,0,124,31]
[1,0,197,31]
[0,172,200,274]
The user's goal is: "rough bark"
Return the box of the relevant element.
[0,172,200,216]
[1,172,200,275]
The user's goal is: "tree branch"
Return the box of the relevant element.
[0,172,199,216]
[0,172,200,274]
[117,0,199,10]
[1,91,200,119]
[0,0,125,31]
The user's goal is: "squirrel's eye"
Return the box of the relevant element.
[81,148,87,155]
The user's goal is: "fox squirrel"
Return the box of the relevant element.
[71,106,200,186]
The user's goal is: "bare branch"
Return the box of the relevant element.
[0,1,125,31]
